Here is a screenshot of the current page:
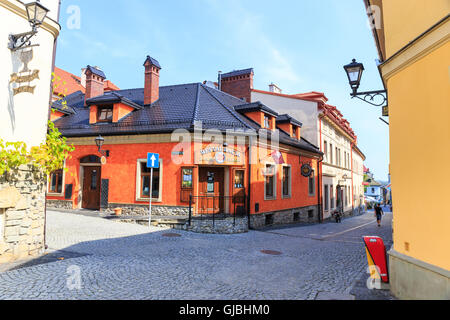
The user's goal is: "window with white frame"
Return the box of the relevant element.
[136,159,162,201]
[324,185,329,211]
[308,170,315,196]
[264,164,276,200]
[282,165,291,198]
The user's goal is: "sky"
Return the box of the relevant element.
[56,0,390,181]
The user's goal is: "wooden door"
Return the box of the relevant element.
[82,166,101,210]
[198,167,224,214]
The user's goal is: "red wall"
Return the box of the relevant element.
[48,141,319,213]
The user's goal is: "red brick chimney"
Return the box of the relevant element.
[144,55,161,105]
[220,68,254,102]
[84,65,106,105]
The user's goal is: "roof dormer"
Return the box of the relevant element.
[234,101,278,130]
[276,114,302,140]
[86,92,142,124]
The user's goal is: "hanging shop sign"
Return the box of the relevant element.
[301,163,313,177]
[9,49,39,96]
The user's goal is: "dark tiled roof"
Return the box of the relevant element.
[143,55,161,69]
[86,92,142,110]
[86,65,106,79]
[234,101,279,117]
[53,83,320,154]
[221,68,254,78]
[276,114,303,127]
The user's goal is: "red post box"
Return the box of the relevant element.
[363,236,389,283]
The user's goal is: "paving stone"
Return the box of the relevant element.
[0,210,394,300]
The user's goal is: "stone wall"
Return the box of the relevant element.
[104,203,189,217]
[0,165,46,263]
[181,216,248,234]
[249,205,319,229]
[46,199,73,210]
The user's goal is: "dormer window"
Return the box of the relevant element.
[97,106,113,122]
[292,126,297,138]
[264,116,271,129]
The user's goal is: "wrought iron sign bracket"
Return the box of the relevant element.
[8,29,39,52]
[350,89,387,107]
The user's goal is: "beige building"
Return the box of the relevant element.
[352,145,366,212]
[251,87,365,220]
[0,0,61,263]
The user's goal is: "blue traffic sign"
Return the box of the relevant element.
[147,153,160,168]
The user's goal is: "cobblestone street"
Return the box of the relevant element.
[0,209,393,300]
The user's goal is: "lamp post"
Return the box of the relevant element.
[8,0,50,51]
[343,59,387,108]
[95,135,110,158]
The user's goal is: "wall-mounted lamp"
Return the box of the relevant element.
[95,135,110,158]
[8,1,50,51]
[343,59,387,107]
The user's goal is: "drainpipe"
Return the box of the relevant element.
[246,135,253,229]
[351,142,355,214]
[317,114,326,223]
[317,156,323,223]
[43,0,62,251]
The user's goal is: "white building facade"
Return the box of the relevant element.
[0,0,60,262]
[352,145,366,213]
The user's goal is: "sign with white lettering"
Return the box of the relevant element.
[195,145,244,165]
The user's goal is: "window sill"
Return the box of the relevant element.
[282,195,291,199]
[136,198,162,203]
[47,192,64,197]
[264,197,277,201]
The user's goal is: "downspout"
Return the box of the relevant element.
[317,156,323,223]
[351,142,355,214]
[318,112,326,222]
[44,0,62,251]
[246,135,253,229]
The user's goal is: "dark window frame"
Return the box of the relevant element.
[48,169,63,194]
[97,105,114,123]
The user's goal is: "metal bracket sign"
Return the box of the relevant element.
[146,153,159,227]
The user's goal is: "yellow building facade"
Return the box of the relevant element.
[364,0,450,299]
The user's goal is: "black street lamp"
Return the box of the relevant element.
[8,0,50,51]
[95,135,110,157]
[343,59,387,108]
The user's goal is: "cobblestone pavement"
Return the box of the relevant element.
[0,208,394,300]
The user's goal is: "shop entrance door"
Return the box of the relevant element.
[198,167,224,214]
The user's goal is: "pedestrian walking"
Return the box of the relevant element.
[374,203,384,227]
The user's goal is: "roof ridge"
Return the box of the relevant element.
[200,84,252,129]
[191,83,201,125]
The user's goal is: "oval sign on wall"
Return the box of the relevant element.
[101,156,107,165]
[301,164,312,177]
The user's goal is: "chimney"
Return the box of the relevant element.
[269,83,282,94]
[84,65,106,105]
[220,68,254,103]
[144,55,161,105]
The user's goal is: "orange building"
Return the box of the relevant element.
[47,56,323,229]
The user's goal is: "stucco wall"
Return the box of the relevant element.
[251,91,319,146]
[0,0,60,148]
